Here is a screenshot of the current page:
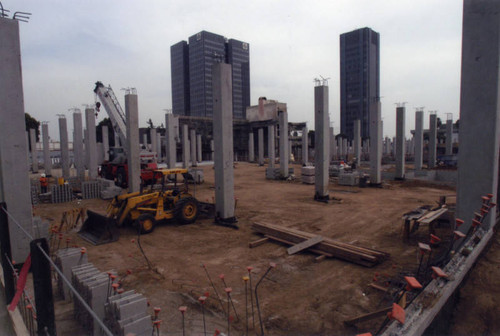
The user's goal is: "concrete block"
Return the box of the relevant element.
[301,166,315,176]
[302,175,315,184]
[56,248,88,300]
[188,168,204,184]
[32,217,49,240]
[121,315,153,336]
[338,173,359,186]
[100,186,122,200]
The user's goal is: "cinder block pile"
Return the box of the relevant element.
[54,248,88,300]
[82,180,102,200]
[30,182,39,205]
[72,263,115,335]
[104,290,152,336]
[338,173,359,186]
[51,184,73,203]
[266,167,295,180]
[301,166,315,184]
[98,178,122,200]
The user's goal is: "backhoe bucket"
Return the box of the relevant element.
[78,210,120,245]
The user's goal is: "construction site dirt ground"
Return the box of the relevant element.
[31,162,498,335]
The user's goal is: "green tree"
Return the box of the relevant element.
[25,113,40,150]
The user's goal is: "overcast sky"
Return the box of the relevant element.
[9,0,462,140]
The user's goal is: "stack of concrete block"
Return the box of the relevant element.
[72,263,115,335]
[266,167,280,179]
[51,184,73,203]
[329,165,344,177]
[82,180,102,200]
[338,173,359,186]
[104,291,152,336]
[30,183,39,205]
[98,178,122,199]
[188,168,204,184]
[301,166,315,184]
[54,248,88,300]
[32,217,49,240]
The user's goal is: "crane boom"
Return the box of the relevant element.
[94,81,127,148]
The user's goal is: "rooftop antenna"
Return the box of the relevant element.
[395,102,408,108]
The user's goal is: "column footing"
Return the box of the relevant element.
[214,216,239,229]
[313,193,330,203]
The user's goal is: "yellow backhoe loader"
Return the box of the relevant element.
[78,168,214,245]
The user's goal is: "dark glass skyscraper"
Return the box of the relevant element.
[170,31,250,119]
[340,27,380,140]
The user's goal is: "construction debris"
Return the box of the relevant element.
[251,222,389,267]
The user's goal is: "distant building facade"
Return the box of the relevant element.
[340,27,380,140]
[170,31,250,119]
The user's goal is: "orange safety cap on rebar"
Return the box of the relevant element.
[198,296,207,303]
[481,196,490,202]
[179,306,187,313]
[453,231,466,240]
[356,333,373,336]
[242,276,249,281]
[418,242,431,254]
[455,218,464,227]
[431,266,448,279]
[219,273,225,279]
[404,276,423,291]
[472,219,481,228]
[80,247,87,254]
[224,287,232,294]
[430,234,441,244]
[387,303,405,324]
[247,266,253,272]
[154,307,161,314]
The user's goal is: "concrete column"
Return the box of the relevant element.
[59,117,70,179]
[196,134,202,162]
[268,125,275,168]
[165,113,177,169]
[302,126,308,165]
[85,108,98,179]
[42,123,52,176]
[150,128,157,159]
[279,111,289,177]
[428,113,437,168]
[114,131,120,148]
[248,131,255,162]
[342,138,348,160]
[446,118,453,155]
[314,85,330,201]
[353,119,361,167]
[29,128,38,173]
[157,134,163,162]
[182,124,189,168]
[213,62,236,224]
[370,100,382,184]
[337,138,343,159]
[0,17,33,262]
[125,93,140,192]
[102,125,109,162]
[190,129,197,167]
[73,112,84,180]
[258,128,264,166]
[210,140,214,161]
[143,134,148,150]
[329,126,335,162]
[415,110,424,170]
[395,106,406,179]
[457,0,500,231]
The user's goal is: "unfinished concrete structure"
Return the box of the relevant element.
[428,113,437,168]
[0,17,33,262]
[196,134,202,162]
[150,128,157,158]
[302,125,308,165]
[369,100,382,184]
[125,91,141,193]
[248,132,255,162]
[446,117,453,155]
[414,110,424,171]
[314,85,330,202]
[59,116,70,179]
[42,123,52,176]
[395,106,406,179]
[182,124,189,168]
[279,111,289,177]
[329,126,335,162]
[213,63,236,225]
[102,125,109,161]
[268,125,275,168]
[142,134,148,150]
[457,0,500,232]
[73,111,85,180]
[190,129,197,167]
[353,120,361,166]
[85,108,98,179]
[157,134,163,162]
[165,113,177,169]
[258,128,264,166]
[29,128,38,173]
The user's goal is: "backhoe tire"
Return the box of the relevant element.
[174,197,199,225]
[135,214,156,234]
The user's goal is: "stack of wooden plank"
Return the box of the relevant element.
[251,222,389,267]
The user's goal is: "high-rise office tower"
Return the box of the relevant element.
[340,27,380,140]
[170,31,250,119]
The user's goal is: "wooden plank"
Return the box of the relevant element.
[417,208,448,224]
[369,283,389,292]
[314,255,326,262]
[344,306,393,326]
[264,235,333,257]
[287,235,323,255]
[248,237,269,248]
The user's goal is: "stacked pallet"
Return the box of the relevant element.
[251,222,389,267]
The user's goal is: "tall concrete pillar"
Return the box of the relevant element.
[414,110,424,170]
[338,138,343,158]
[73,112,85,180]
[102,125,109,161]
[268,125,275,168]
[150,128,157,159]
[428,113,437,168]
[85,108,98,179]
[42,123,52,176]
[165,113,177,169]
[314,85,330,201]
[114,131,120,148]
[457,0,500,231]
[258,128,264,166]
[0,17,33,261]
[125,92,141,192]
[279,111,289,177]
[157,134,163,162]
[59,117,70,179]
[210,140,214,161]
[446,118,453,155]
[342,138,348,160]
[395,106,406,179]
[248,131,255,162]
[302,126,308,165]
[329,126,335,162]
[213,62,236,225]
[143,134,148,150]
[190,129,197,167]
[29,128,38,173]
[353,120,361,167]
[370,100,382,184]
[196,134,202,162]
[182,124,189,168]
